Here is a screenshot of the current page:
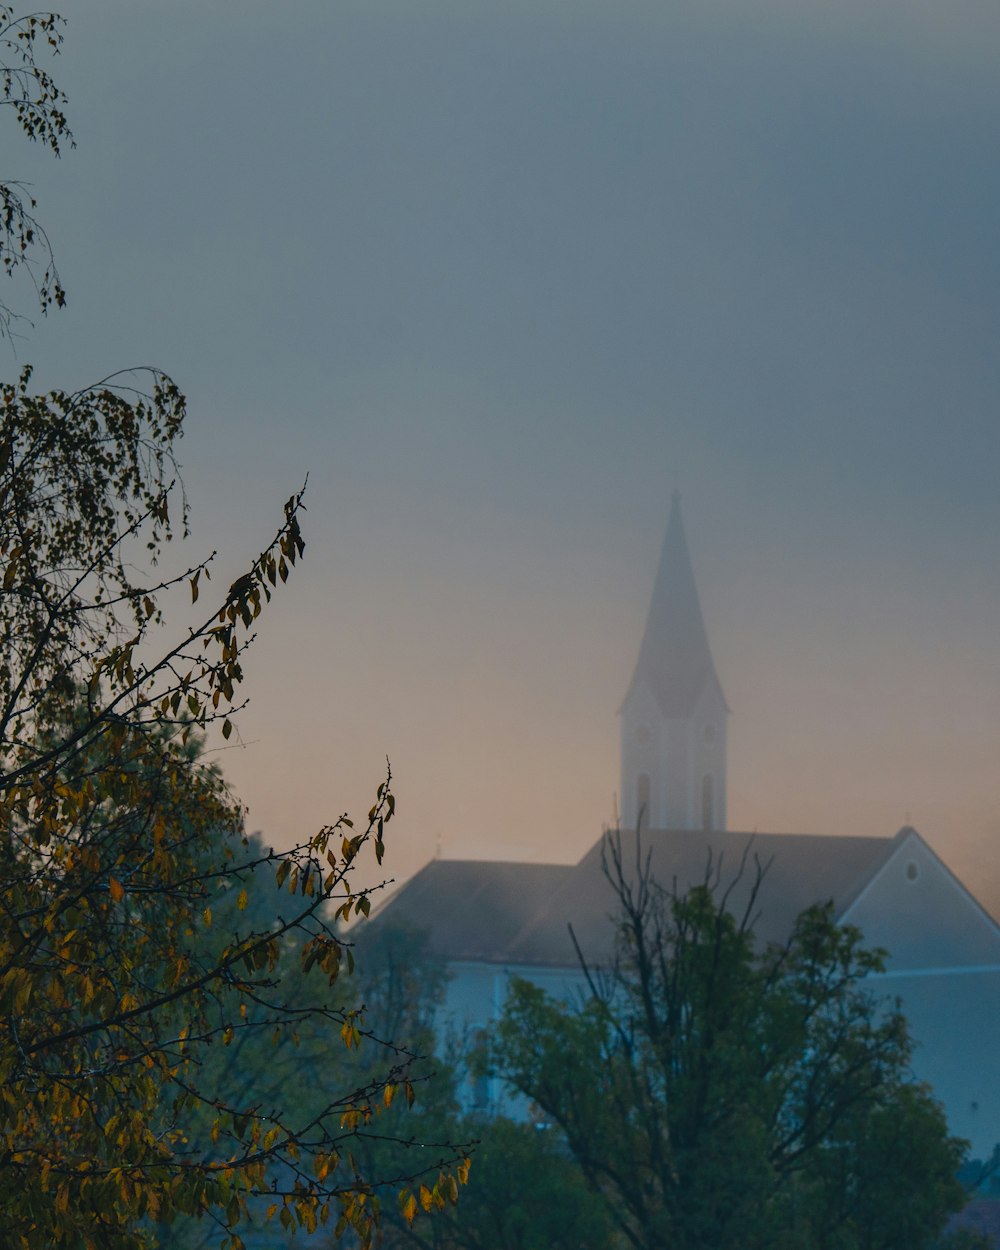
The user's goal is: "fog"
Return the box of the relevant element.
[16,1,1000,908]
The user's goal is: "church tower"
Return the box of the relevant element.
[620,494,728,832]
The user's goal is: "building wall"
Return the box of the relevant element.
[441,960,586,1113]
[840,834,1000,1157]
[873,967,1000,1158]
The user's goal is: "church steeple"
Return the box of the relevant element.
[620,495,728,832]
[625,492,725,719]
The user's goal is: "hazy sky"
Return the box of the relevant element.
[15,1,1000,899]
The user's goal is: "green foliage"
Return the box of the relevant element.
[803,1083,974,1250]
[385,1116,614,1250]
[491,832,970,1250]
[936,1228,996,1250]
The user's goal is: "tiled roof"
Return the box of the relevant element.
[371,859,572,962]
[373,828,906,969]
[507,828,904,966]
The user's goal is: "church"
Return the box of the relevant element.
[376,496,1000,1158]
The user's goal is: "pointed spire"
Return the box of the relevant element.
[625,494,726,717]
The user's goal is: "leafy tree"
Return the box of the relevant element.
[0,10,467,1249]
[331,923,615,1250]
[327,922,472,1244]
[490,832,969,1250]
[378,1116,616,1250]
[0,307,474,1250]
[147,853,468,1250]
[0,6,70,339]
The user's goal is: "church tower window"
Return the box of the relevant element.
[637,773,651,827]
[701,773,714,831]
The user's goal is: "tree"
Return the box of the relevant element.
[377,1116,616,1250]
[490,831,969,1250]
[147,850,465,1250]
[0,11,467,1249]
[0,310,472,1250]
[326,922,615,1250]
[0,6,70,339]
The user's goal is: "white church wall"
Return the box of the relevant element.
[873,967,1000,1159]
[836,833,1000,1157]
[441,960,588,1115]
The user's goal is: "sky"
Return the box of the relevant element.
[12,0,1000,903]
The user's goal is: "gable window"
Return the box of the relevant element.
[701,773,714,831]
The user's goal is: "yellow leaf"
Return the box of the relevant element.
[108,877,124,903]
[237,888,248,911]
[402,1193,417,1226]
